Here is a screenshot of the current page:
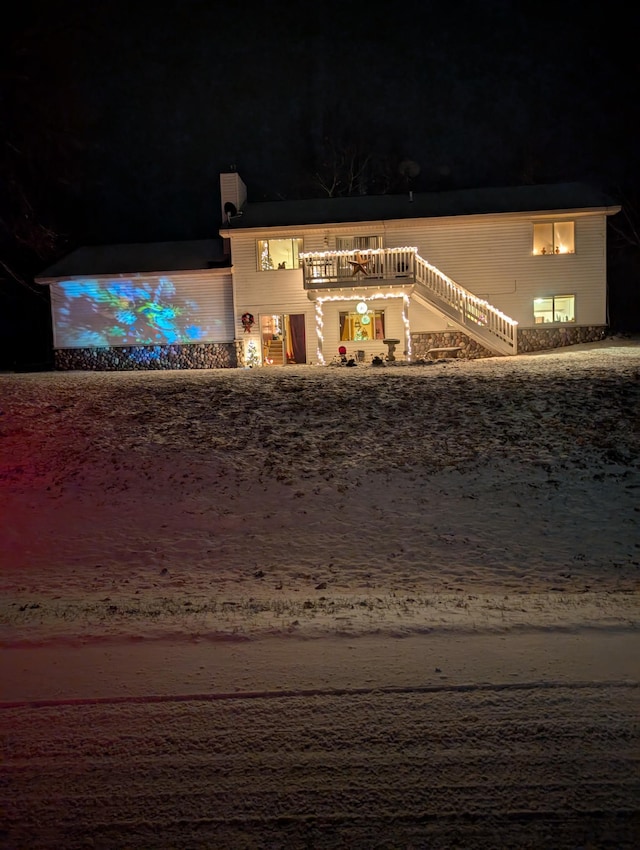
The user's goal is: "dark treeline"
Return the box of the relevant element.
[2,1,639,367]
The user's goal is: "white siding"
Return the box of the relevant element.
[219,173,247,222]
[50,271,234,349]
[225,208,609,356]
[230,235,317,362]
[408,298,450,331]
[319,296,408,363]
[382,213,608,327]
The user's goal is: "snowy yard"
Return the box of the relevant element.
[1,337,639,848]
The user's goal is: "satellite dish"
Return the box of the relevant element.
[398,159,421,179]
[224,201,237,217]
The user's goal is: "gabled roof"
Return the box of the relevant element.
[221,182,620,231]
[36,239,228,280]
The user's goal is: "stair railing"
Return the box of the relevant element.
[414,254,517,352]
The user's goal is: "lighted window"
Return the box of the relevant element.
[533,295,575,324]
[257,238,303,270]
[533,222,575,255]
[339,309,386,341]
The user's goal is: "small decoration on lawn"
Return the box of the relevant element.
[245,339,260,368]
[241,312,255,333]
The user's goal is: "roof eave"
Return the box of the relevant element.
[219,204,622,237]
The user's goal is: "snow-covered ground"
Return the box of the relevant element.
[1,337,639,848]
[2,337,639,647]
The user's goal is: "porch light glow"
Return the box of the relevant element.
[314,292,411,365]
[356,301,368,314]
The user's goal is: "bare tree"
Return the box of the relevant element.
[313,136,373,198]
[608,190,640,251]
[1,12,79,295]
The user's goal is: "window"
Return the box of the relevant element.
[533,221,575,255]
[339,309,386,341]
[533,295,575,324]
[336,235,382,251]
[336,235,382,277]
[257,238,303,270]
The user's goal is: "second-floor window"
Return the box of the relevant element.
[533,222,575,255]
[335,235,382,251]
[335,236,382,277]
[257,238,303,270]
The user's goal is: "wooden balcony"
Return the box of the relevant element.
[300,248,417,290]
[301,246,518,355]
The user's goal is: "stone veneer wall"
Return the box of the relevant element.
[517,325,607,353]
[411,325,607,360]
[53,326,609,370]
[410,332,495,360]
[54,343,238,371]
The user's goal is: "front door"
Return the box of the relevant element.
[261,314,306,366]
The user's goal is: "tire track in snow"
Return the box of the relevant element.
[2,683,639,849]
[0,676,638,709]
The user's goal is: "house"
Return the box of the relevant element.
[36,172,621,370]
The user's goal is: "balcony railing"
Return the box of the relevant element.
[301,246,518,354]
[300,247,417,290]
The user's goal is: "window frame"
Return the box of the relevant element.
[335,235,383,251]
[532,221,575,256]
[533,294,576,325]
[339,307,386,342]
[256,238,303,271]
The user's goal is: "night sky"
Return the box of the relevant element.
[2,0,639,364]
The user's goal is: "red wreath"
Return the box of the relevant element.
[241,312,255,333]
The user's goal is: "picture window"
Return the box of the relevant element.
[339,309,386,341]
[533,222,575,255]
[257,239,303,271]
[533,295,575,324]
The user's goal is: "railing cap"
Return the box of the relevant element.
[300,247,418,259]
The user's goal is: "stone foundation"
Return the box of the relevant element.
[517,325,607,353]
[411,332,495,360]
[53,325,609,370]
[411,325,608,359]
[54,343,238,371]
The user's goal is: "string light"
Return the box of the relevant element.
[245,338,260,368]
[314,291,411,365]
[304,247,517,362]
[300,246,418,259]
[417,256,518,326]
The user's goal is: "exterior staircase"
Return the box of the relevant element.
[413,254,517,355]
[301,247,518,356]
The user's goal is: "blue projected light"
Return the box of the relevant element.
[54,276,216,347]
